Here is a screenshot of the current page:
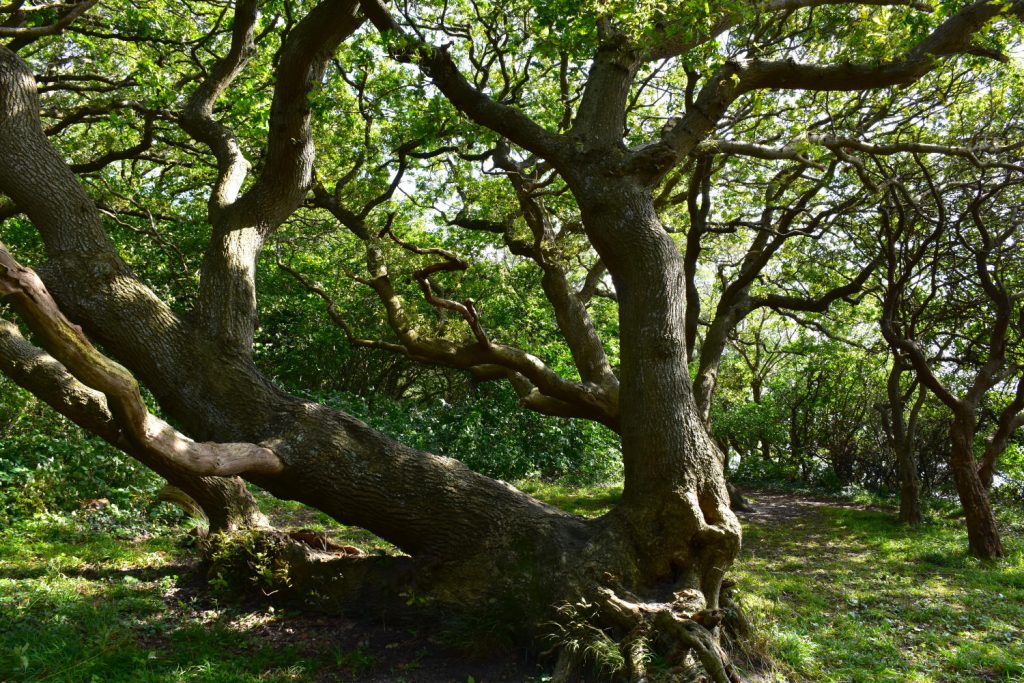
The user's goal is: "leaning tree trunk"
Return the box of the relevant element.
[0,318,264,533]
[949,413,1002,559]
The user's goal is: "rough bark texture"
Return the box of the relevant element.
[950,413,1003,559]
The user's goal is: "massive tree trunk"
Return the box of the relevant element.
[567,176,743,680]
[949,412,1003,559]
[579,179,740,588]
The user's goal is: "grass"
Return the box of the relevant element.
[255,492,398,555]
[0,511,327,682]
[516,480,622,517]
[1,484,1022,682]
[732,494,1024,682]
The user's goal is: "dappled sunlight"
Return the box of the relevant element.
[0,515,353,681]
[733,492,1024,681]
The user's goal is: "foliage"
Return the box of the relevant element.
[308,384,622,484]
[545,598,627,680]
[206,530,292,598]
[0,375,168,525]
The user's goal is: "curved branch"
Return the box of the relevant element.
[230,0,364,228]
[359,0,566,162]
[0,0,97,40]
[0,242,283,476]
[192,0,364,352]
[626,0,1022,181]
[179,0,259,215]
[701,136,1024,174]
[754,255,879,312]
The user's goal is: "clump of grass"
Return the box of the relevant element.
[544,598,627,680]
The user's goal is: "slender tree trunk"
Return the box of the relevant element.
[750,379,772,464]
[950,413,1002,559]
[978,446,997,491]
[693,313,753,513]
[896,442,923,526]
[886,366,923,526]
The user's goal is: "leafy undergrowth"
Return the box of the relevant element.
[2,484,1022,682]
[732,492,1024,683]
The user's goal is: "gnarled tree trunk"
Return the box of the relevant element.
[950,413,1002,559]
[0,36,744,678]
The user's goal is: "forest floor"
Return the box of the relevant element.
[0,484,1021,682]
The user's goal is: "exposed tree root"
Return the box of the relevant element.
[545,582,746,683]
[196,527,752,682]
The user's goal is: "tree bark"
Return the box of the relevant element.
[0,318,265,533]
[886,365,923,526]
[572,173,741,600]
[950,413,1003,559]
[895,441,923,526]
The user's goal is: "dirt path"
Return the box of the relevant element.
[735,489,884,525]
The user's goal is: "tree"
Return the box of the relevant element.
[879,158,1024,559]
[881,355,929,525]
[1,0,1021,678]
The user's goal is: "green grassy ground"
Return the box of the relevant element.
[733,494,1024,683]
[0,512,324,682]
[0,487,1021,682]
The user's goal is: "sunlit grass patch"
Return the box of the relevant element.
[733,496,1024,682]
[0,513,336,682]
[254,490,397,555]
[516,479,622,518]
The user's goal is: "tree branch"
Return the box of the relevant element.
[626,0,1022,181]
[0,0,97,41]
[179,0,259,216]
[359,0,566,162]
[0,242,282,476]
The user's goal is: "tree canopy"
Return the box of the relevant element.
[1,0,1023,680]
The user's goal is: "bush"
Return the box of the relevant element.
[0,376,165,524]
